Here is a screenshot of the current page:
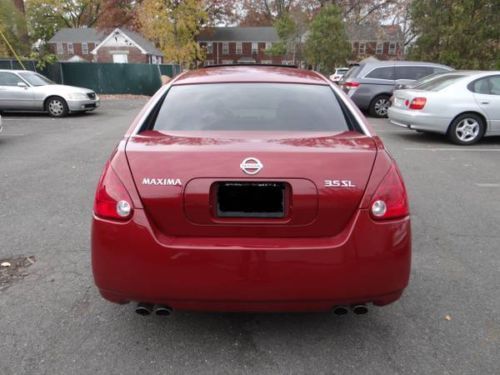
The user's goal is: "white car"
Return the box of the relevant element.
[329,67,349,84]
[388,71,500,145]
[0,70,100,117]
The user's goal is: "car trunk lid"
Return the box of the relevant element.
[125,130,377,238]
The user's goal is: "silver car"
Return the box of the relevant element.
[0,70,99,117]
[388,71,500,145]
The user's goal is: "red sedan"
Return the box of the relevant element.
[92,65,411,315]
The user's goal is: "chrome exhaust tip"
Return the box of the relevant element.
[333,305,349,315]
[154,305,173,316]
[135,302,154,316]
[351,304,368,315]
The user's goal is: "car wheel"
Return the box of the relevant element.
[46,97,68,117]
[447,114,485,145]
[369,95,391,118]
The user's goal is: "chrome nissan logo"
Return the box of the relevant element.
[240,157,263,175]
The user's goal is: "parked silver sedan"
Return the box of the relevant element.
[0,70,99,117]
[388,71,500,144]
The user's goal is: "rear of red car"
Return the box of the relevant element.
[92,66,411,314]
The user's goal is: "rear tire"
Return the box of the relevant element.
[46,96,68,117]
[447,113,485,145]
[369,95,391,118]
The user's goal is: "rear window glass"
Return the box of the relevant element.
[153,83,350,132]
[342,65,360,80]
[417,75,466,91]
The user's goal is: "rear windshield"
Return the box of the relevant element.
[342,65,361,80]
[153,83,350,132]
[416,75,466,91]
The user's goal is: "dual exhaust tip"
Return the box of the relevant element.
[135,302,173,316]
[333,304,368,315]
[136,303,368,316]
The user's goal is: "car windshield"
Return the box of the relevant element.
[17,72,54,86]
[153,83,350,132]
[416,74,467,91]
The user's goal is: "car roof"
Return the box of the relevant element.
[359,60,451,68]
[172,65,329,85]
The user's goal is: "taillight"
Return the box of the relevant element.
[344,81,360,88]
[93,161,134,221]
[409,97,426,110]
[370,165,409,220]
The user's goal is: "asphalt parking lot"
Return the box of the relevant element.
[1,99,499,374]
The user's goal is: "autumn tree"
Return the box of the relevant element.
[409,0,500,69]
[0,0,29,57]
[26,0,102,42]
[96,0,138,30]
[137,0,208,66]
[304,4,350,73]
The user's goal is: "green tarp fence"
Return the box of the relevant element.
[1,59,181,95]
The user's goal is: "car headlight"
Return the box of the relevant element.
[68,92,89,100]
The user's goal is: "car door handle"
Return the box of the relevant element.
[480,101,490,105]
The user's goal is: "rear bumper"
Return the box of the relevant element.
[92,209,411,312]
[388,107,450,134]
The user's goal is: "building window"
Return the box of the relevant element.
[206,42,213,54]
[358,42,366,55]
[56,42,63,54]
[222,42,229,55]
[112,53,128,63]
[376,42,383,55]
[351,42,356,53]
[67,43,74,54]
[252,42,258,54]
[261,60,272,64]
[82,42,89,55]
[204,60,214,66]
[389,42,397,55]
[236,42,242,55]
[265,42,272,50]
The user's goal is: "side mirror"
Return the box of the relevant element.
[17,82,28,88]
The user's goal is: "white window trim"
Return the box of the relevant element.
[82,42,89,55]
[222,42,229,55]
[67,43,74,54]
[56,42,63,54]
[236,42,242,55]
[358,42,366,55]
[251,42,258,54]
[265,42,272,50]
[206,42,213,54]
[389,42,397,55]
[376,42,383,55]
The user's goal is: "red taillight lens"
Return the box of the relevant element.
[344,81,360,88]
[409,97,426,110]
[93,162,133,221]
[370,165,409,220]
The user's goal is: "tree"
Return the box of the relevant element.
[304,4,350,73]
[26,0,102,43]
[137,0,208,66]
[96,0,138,30]
[0,0,29,57]
[409,0,500,69]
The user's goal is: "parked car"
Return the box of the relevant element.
[388,71,500,145]
[0,70,99,117]
[91,65,411,315]
[340,61,453,117]
[329,67,349,83]
[393,72,448,91]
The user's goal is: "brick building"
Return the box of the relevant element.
[48,28,163,64]
[197,27,288,65]
[347,24,404,62]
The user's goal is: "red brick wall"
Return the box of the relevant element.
[201,42,285,64]
[350,41,403,61]
[95,46,149,63]
[48,42,97,62]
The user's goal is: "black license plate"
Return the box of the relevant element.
[216,182,285,218]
